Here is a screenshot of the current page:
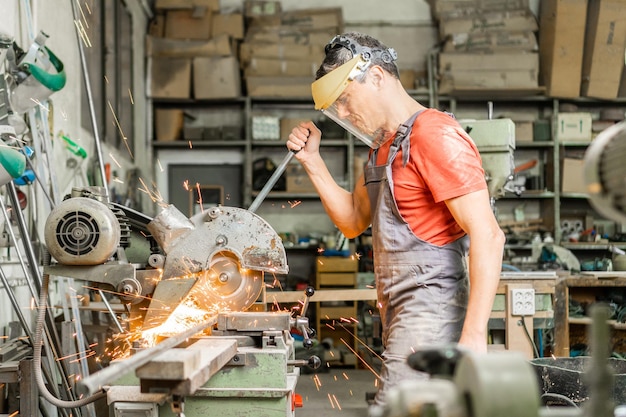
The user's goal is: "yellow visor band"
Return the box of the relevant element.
[311,55,369,110]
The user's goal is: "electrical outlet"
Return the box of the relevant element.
[511,288,535,316]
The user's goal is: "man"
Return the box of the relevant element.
[286,32,505,408]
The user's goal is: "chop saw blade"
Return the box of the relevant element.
[187,252,264,312]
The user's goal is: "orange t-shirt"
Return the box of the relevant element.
[373,109,487,246]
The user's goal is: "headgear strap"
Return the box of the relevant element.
[325,35,398,64]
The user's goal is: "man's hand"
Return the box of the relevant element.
[287,121,322,161]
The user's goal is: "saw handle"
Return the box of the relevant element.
[248,150,297,213]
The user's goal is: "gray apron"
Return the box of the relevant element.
[364,111,469,406]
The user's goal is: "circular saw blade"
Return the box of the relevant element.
[188,252,264,312]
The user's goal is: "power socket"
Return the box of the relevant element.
[511,288,535,316]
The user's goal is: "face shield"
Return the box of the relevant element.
[312,55,386,148]
[311,36,398,148]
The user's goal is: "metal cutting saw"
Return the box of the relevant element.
[43,186,289,330]
[42,186,321,417]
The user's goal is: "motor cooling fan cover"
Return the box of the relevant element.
[44,197,121,265]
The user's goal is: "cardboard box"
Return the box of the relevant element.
[148,14,166,37]
[438,9,538,38]
[165,9,212,40]
[286,163,315,193]
[429,0,529,20]
[149,57,191,98]
[581,0,626,99]
[280,8,343,32]
[245,76,312,98]
[439,69,538,93]
[211,13,245,40]
[244,57,318,77]
[556,112,593,142]
[439,51,538,71]
[154,109,184,142]
[146,34,232,57]
[155,0,219,10]
[561,158,587,194]
[245,26,333,46]
[439,52,539,92]
[239,42,325,65]
[514,120,534,143]
[400,69,417,90]
[193,56,241,99]
[539,0,588,98]
[443,31,537,53]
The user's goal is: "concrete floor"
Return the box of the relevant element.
[295,368,379,417]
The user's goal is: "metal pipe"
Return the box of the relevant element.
[70,0,109,198]
[0,195,38,300]
[80,316,218,394]
[98,288,125,334]
[248,151,295,213]
[0,265,34,341]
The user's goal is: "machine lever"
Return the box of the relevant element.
[288,356,322,370]
[248,150,296,213]
[292,286,317,349]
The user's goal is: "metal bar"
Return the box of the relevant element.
[98,289,125,333]
[0,266,33,342]
[70,0,108,197]
[248,151,295,213]
[79,316,218,395]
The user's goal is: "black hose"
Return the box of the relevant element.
[33,273,106,408]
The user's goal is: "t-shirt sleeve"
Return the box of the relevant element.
[413,118,487,203]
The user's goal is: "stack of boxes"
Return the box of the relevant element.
[149,0,245,142]
[239,2,343,97]
[148,0,244,101]
[540,0,626,100]
[429,0,540,94]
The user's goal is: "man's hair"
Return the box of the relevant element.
[315,32,400,80]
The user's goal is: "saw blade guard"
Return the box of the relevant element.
[145,205,288,315]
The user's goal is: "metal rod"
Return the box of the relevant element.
[0,265,34,341]
[0,195,38,300]
[98,289,125,333]
[70,0,108,198]
[248,151,295,213]
[80,316,218,395]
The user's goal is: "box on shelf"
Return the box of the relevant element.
[146,34,232,57]
[428,0,530,20]
[154,109,184,142]
[149,57,191,99]
[155,0,219,10]
[164,9,212,40]
[245,76,312,98]
[538,0,588,98]
[244,57,318,77]
[514,120,534,143]
[211,13,245,40]
[438,9,538,38]
[581,0,626,99]
[193,56,241,99]
[443,31,538,53]
[280,7,343,32]
[252,115,280,140]
[556,112,593,142]
[148,14,166,37]
[286,163,315,193]
[561,158,587,194]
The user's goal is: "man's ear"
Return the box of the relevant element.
[368,65,386,88]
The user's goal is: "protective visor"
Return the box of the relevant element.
[311,55,386,148]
